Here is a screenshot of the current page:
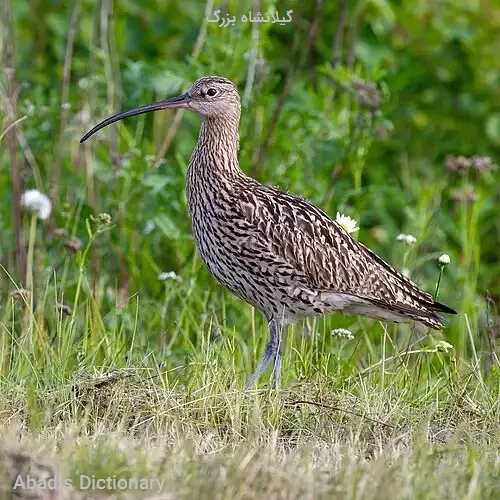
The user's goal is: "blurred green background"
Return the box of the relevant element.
[1,0,499,373]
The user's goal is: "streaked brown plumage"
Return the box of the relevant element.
[81,76,457,390]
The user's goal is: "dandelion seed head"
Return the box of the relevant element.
[20,189,52,220]
[335,212,359,234]
[438,254,451,266]
[396,233,417,245]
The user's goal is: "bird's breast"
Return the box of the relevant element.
[186,179,275,313]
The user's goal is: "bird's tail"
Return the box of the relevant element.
[365,297,457,330]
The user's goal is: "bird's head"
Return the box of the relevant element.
[80,76,240,143]
[185,76,240,118]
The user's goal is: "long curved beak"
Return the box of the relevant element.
[80,93,190,143]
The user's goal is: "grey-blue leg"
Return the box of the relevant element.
[244,317,282,391]
[270,326,284,390]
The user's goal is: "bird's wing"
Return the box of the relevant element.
[237,184,452,319]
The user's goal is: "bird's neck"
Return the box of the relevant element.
[189,115,243,181]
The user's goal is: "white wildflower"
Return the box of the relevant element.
[396,233,417,245]
[438,254,450,266]
[331,328,354,340]
[96,213,111,225]
[158,271,180,281]
[335,212,359,234]
[20,189,52,220]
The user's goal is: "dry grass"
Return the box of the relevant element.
[1,366,499,499]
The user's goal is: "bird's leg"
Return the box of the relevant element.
[243,317,281,392]
[270,324,285,390]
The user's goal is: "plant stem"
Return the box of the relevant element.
[24,213,37,337]
[25,214,37,296]
[434,266,444,301]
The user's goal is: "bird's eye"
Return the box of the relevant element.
[207,88,217,97]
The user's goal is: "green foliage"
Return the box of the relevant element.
[2,0,498,363]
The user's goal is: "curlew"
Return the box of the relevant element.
[81,76,456,390]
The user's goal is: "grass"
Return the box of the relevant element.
[1,377,499,498]
[1,0,500,497]
[0,257,499,498]
[0,369,499,498]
